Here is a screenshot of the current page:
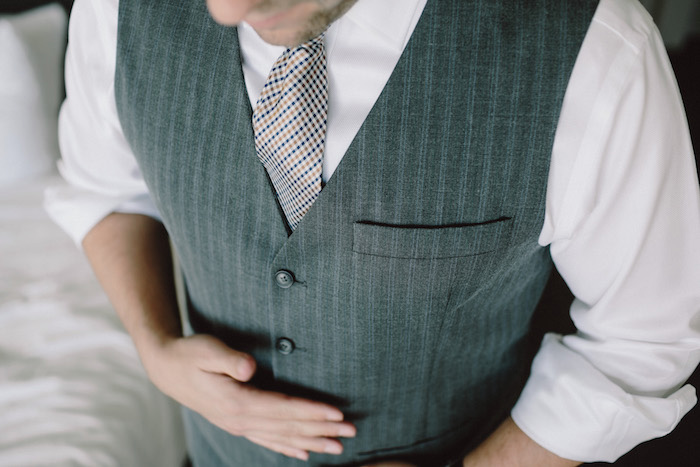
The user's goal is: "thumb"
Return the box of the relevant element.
[220,343,257,382]
[229,349,257,382]
[196,335,257,382]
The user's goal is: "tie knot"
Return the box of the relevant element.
[293,32,325,55]
[279,32,325,72]
[263,32,325,97]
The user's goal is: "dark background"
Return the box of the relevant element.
[2,1,699,465]
[1,0,73,14]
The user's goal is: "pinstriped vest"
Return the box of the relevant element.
[115,1,597,465]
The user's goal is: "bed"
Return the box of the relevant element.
[0,5,186,465]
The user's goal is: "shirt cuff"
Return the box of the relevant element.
[511,333,697,463]
[44,182,161,248]
[113,193,162,222]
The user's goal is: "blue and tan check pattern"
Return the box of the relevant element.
[252,34,328,231]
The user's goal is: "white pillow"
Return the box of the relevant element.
[0,5,67,187]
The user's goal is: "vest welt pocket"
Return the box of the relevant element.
[352,217,513,259]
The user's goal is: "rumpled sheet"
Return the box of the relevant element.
[0,176,186,466]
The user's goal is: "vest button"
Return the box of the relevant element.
[274,270,295,289]
[275,337,295,355]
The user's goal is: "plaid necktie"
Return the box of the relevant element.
[252,34,328,232]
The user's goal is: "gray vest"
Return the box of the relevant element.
[115,1,597,465]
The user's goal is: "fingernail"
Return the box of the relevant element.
[296,451,309,461]
[338,425,356,437]
[324,442,343,455]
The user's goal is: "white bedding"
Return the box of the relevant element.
[0,4,186,466]
[0,176,186,466]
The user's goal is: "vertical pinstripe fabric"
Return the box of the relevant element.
[115,1,598,465]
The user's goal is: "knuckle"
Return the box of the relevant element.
[221,420,241,436]
[224,418,247,436]
[237,418,253,433]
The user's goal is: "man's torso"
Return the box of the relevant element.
[114,0,597,464]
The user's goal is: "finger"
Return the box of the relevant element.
[236,385,345,421]
[247,432,345,456]
[246,435,309,461]
[235,417,356,439]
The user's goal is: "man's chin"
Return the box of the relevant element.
[253,26,321,48]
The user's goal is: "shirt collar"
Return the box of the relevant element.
[341,0,427,51]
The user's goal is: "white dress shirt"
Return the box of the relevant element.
[45,0,700,462]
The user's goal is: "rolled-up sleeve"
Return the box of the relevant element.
[511,0,700,462]
[44,0,159,246]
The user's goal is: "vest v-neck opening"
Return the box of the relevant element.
[259,1,434,242]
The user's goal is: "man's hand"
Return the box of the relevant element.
[82,214,356,461]
[141,333,357,461]
[462,417,580,467]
